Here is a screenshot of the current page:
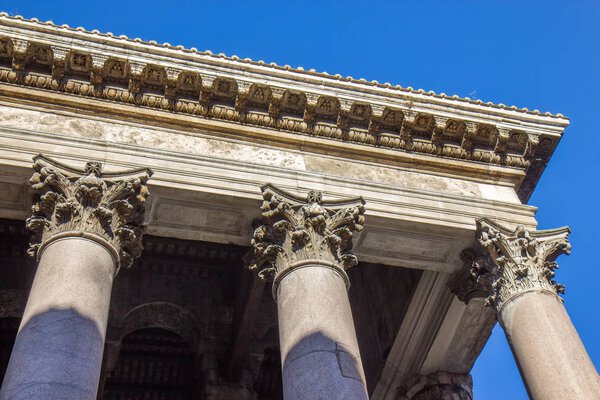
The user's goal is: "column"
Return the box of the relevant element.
[405,372,473,400]
[248,185,368,400]
[472,218,600,399]
[0,155,152,400]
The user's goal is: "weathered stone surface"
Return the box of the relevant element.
[0,238,115,400]
[450,248,494,305]
[248,186,368,399]
[277,267,368,400]
[474,218,571,311]
[500,292,600,399]
[472,219,600,399]
[26,155,152,269]
[247,184,365,288]
[0,14,570,204]
[0,12,591,400]
[0,158,153,400]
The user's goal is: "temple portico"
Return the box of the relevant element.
[0,13,597,400]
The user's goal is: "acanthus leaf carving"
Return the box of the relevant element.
[50,46,68,81]
[450,248,494,305]
[11,38,30,73]
[90,54,108,95]
[247,185,365,286]
[0,36,556,203]
[474,218,571,312]
[26,155,153,271]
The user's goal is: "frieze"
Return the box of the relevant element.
[0,19,567,201]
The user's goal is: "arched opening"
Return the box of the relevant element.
[103,327,197,400]
[255,347,283,400]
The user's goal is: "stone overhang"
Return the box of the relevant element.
[0,13,568,203]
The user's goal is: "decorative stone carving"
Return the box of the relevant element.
[50,45,68,81]
[11,38,29,73]
[450,248,494,305]
[247,184,365,287]
[405,371,473,400]
[474,218,571,311]
[0,27,565,202]
[90,54,107,89]
[26,155,153,270]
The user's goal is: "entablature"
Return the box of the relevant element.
[0,14,569,202]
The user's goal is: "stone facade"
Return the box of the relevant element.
[0,12,598,400]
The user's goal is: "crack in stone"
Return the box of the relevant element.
[283,344,363,384]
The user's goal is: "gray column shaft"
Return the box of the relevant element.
[276,265,368,400]
[499,291,600,399]
[0,237,116,400]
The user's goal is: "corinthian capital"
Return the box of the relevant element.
[247,184,365,285]
[475,218,571,311]
[26,155,153,270]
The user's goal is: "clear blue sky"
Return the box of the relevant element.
[3,1,599,398]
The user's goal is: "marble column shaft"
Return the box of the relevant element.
[499,291,600,399]
[0,156,151,400]
[277,265,367,399]
[474,219,600,400]
[0,237,117,400]
[248,184,368,400]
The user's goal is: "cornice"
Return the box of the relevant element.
[0,13,569,202]
[0,13,569,120]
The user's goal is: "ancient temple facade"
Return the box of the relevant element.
[0,13,598,400]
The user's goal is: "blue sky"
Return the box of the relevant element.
[2,1,599,398]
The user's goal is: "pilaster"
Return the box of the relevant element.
[450,248,494,305]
